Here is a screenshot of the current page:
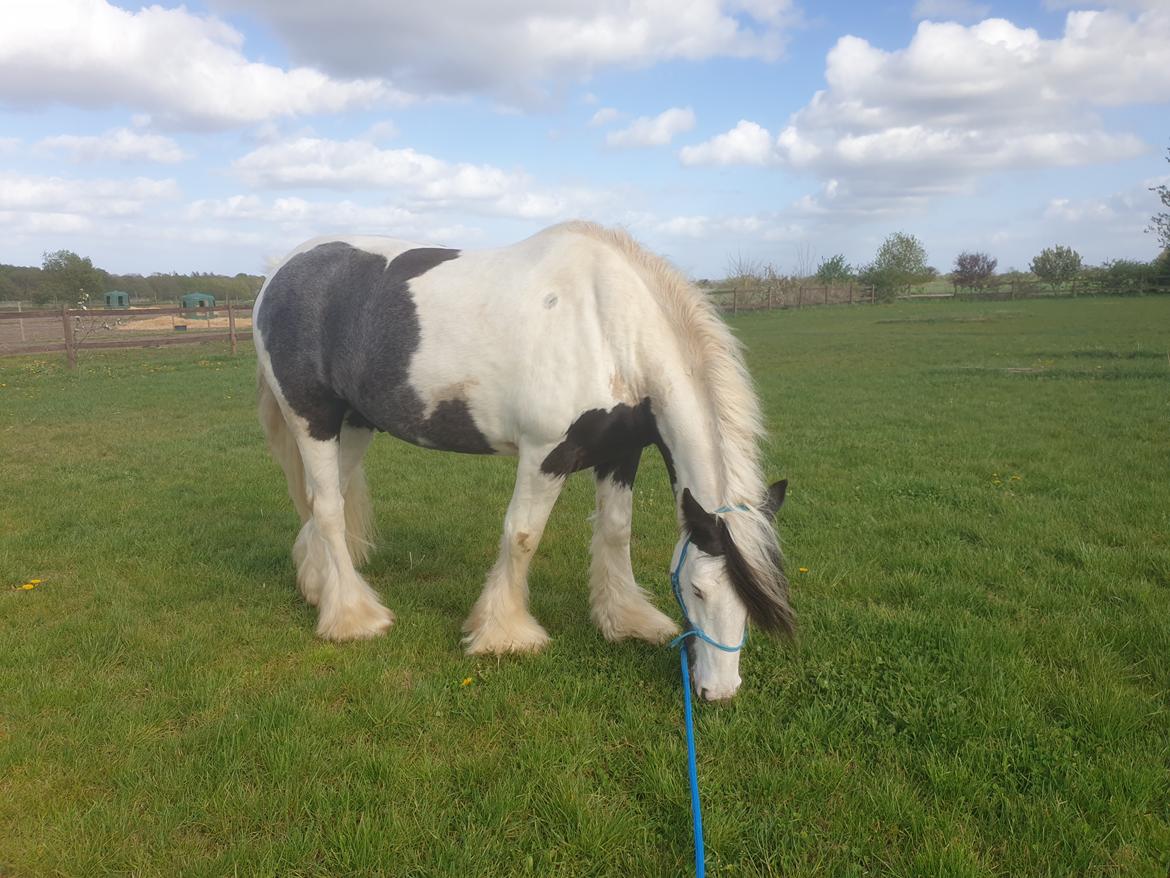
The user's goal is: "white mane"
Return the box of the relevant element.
[555,221,767,505]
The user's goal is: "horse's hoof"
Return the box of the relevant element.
[317,603,395,641]
[462,618,550,655]
[594,598,680,645]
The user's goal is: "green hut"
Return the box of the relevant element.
[181,292,216,317]
[104,290,130,309]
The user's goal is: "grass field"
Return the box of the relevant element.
[2,296,1168,877]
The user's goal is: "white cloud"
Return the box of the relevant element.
[38,128,189,163]
[606,107,696,148]
[679,8,1166,210]
[0,0,409,129]
[680,120,776,165]
[652,211,804,243]
[0,173,180,216]
[912,0,990,21]
[233,137,607,219]
[211,0,797,103]
[589,107,623,127]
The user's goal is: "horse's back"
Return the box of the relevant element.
[254,226,662,452]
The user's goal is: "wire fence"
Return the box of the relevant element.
[0,300,253,367]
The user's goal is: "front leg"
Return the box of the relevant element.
[590,451,679,645]
[463,443,565,655]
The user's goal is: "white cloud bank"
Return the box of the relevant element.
[0,0,407,129]
[212,0,798,103]
[233,137,607,220]
[681,9,1167,209]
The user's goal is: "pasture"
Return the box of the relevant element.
[1,295,1168,876]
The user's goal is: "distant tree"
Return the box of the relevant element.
[858,231,930,300]
[1030,245,1083,288]
[1148,144,1169,252]
[952,251,998,289]
[40,250,107,305]
[815,254,853,284]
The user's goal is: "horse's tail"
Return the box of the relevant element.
[258,368,312,524]
[258,367,377,564]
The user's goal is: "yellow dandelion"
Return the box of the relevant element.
[1009,474,1021,481]
[29,579,42,584]
[798,567,809,574]
[20,583,36,590]
[461,677,474,687]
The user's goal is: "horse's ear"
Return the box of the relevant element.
[761,479,787,520]
[681,489,723,556]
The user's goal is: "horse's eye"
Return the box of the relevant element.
[692,586,706,601]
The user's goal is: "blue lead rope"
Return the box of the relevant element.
[669,505,749,878]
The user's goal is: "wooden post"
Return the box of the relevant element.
[849,283,854,305]
[228,297,238,355]
[870,285,876,305]
[823,285,829,305]
[61,305,77,369]
[18,301,25,343]
[733,288,738,316]
[797,286,803,308]
[768,287,773,310]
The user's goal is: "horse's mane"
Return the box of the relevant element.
[554,220,764,503]
[556,221,793,637]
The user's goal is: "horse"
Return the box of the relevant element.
[253,221,793,700]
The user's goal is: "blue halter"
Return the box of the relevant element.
[668,503,750,878]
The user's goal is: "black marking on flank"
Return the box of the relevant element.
[541,398,660,486]
[257,242,494,453]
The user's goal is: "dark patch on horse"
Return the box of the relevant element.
[541,398,661,483]
[258,242,492,454]
[681,488,724,557]
[682,486,794,637]
[656,439,678,489]
[718,518,794,637]
[595,448,642,490]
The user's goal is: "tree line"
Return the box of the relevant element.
[0,250,264,306]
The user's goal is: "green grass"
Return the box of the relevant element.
[2,296,1168,877]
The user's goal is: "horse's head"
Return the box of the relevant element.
[673,480,793,700]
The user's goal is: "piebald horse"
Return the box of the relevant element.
[254,221,793,700]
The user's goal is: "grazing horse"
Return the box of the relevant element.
[254,221,793,700]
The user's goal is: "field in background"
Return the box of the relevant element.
[1,296,1168,876]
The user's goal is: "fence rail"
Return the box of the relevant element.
[0,301,249,367]
[707,282,875,314]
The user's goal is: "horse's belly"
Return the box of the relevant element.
[353,382,504,456]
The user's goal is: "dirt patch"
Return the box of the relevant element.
[114,315,252,332]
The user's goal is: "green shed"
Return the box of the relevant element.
[104,290,130,309]
[181,292,216,317]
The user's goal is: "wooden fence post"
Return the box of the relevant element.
[228,297,238,355]
[768,287,773,310]
[870,285,875,305]
[732,288,739,316]
[797,286,803,308]
[823,285,829,305]
[61,305,77,369]
[849,283,854,305]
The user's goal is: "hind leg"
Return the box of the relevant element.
[296,433,394,641]
[590,452,679,644]
[340,419,376,566]
[463,444,564,655]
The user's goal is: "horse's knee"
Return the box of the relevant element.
[512,528,538,556]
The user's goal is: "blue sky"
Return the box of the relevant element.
[1,0,1167,279]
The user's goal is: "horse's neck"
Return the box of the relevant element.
[655,381,740,509]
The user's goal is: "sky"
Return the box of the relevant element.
[1,0,1168,280]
